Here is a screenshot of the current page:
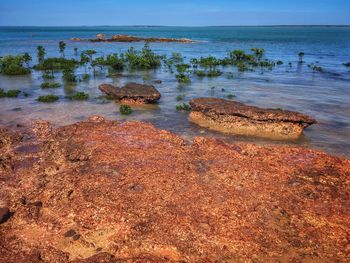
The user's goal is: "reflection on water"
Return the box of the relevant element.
[0,26,349,157]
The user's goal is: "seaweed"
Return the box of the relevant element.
[0,89,21,98]
[41,82,61,89]
[176,103,191,111]
[37,94,59,103]
[67,92,89,101]
[120,104,133,115]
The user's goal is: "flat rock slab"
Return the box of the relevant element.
[189,97,316,139]
[99,83,161,104]
[0,116,349,262]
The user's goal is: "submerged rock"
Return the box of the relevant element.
[0,117,349,262]
[189,97,316,139]
[99,82,161,104]
[98,84,119,98]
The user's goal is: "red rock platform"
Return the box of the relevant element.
[0,117,349,262]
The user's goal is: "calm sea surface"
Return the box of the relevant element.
[0,26,350,157]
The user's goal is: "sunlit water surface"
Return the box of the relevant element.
[0,26,349,157]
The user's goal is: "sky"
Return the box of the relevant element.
[0,0,349,26]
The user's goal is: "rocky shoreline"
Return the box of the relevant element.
[71,34,194,43]
[0,117,349,262]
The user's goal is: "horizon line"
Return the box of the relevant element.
[1,24,350,28]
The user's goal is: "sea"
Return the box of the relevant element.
[0,26,349,157]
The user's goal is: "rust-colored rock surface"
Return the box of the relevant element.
[189,97,317,139]
[0,117,349,262]
[72,35,194,43]
[99,82,161,104]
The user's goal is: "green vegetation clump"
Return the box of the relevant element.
[125,43,162,70]
[251,48,265,60]
[42,71,55,79]
[59,41,66,57]
[120,104,133,115]
[176,74,191,83]
[197,56,220,69]
[62,68,77,82]
[0,89,21,98]
[207,70,223,77]
[229,50,251,62]
[22,53,32,67]
[34,58,79,71]
[82,74,90,80]
[3,63,30,75]
[37,94,59,103]
[41,82,61,89]
[176,63,191,73]
[170,52,184,64]
[3,45,327,94]
[0,55,31,75]
[259,60,275,69]
[195,69,222,77]
[176,103,191,111]
[37,46,46,64]
[68,92,89,101]
[310,64,323,72]
[236,62,249,72]
[93,53,124,70]
[227,93,236,99]
[0,89,6,97]
[176,95,184,101]
[195,70,206,77]
[176,63,191,83]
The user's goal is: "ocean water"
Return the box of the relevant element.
[0,26,350,157]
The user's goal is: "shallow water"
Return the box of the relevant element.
[0,26,350,157]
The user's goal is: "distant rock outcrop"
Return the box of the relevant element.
[189,97,316,139]
[96,33,106,40]
[71,34,194,43]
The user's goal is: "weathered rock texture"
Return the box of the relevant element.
[189,97,317,139]
[0,117,349,262]
[72,35,193,43]
[99,83,161,104]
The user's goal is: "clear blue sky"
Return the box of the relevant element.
[1,0,349,26]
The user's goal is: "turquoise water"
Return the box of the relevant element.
[0,26,350,157]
